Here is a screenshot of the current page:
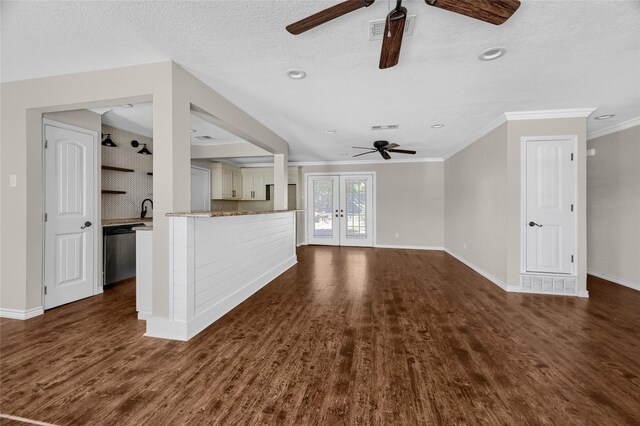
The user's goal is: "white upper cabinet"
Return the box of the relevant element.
[241,169,266,200]
[211,164,299,201]
[210,162,242,200]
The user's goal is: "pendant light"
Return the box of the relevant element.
[131,140,152,155]
[101,133,117,147]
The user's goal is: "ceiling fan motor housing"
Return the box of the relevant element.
[373,140,389,149]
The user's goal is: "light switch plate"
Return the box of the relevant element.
[9,174,17,187]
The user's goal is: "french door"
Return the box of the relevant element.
[307,174,374,247]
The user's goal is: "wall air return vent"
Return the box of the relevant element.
[371,124,400,130]
[369,15,416,41]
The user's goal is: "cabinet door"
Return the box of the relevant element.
[253,172,266,200]
[221,169,233,198]
[242,172,253,199]
[232,170,242,199]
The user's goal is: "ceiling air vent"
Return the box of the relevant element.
[195,135,214,140]
[369,15,416,41]
[371,124,399,130]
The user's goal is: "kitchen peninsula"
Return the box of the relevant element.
[144,210,298,341]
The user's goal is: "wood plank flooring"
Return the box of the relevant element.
[1,246,639,425]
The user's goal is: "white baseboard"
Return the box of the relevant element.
[444,249,508,290]
[0,306,44,320]
[374,244,444,251]
[588,270,640,292]
[145,256,297,341]
[296,241,307,247]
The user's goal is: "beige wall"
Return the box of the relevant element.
[445,117,589,294]
[1,61,289,314]
[445,123,509,283]
[587,125,640,287]
[300,162,445,247]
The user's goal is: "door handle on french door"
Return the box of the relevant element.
[81,221,92,229]
[528,221,542,227]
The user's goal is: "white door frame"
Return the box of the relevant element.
[520,135,578,276]
[304,172,377,246]
[42,119,101,308]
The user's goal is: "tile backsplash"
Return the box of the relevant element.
[101,125,153,219]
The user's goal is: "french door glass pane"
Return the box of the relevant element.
[345,178,367,239]
[313,180,334,238]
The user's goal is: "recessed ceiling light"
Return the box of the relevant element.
[120,103,134,108]
[285,69,306,79]
[190,128,197,133]
[324,130,337,134]
[479,47,506,61]
[594,114,615,120]
[431,124,445,128]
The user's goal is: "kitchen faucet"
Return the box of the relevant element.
[141,198,153,218]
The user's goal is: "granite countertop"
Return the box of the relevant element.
[133,225,153,231]
[166,209,301,218]
[102,217,153,226]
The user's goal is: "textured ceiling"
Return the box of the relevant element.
[2,1,639,161]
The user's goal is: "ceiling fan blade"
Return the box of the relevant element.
[387,148,417,154]
[353,146,376,150]
[379,6,407,69]
[385,143,399,149]
[424,0,521,25]
[380,150,391,160]
[286,0,374,35]
[353,150,377,157]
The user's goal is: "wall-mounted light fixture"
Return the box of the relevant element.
[101,133,117,147]
[131,140,152,155]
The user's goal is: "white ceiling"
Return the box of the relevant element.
[89,102,250,146]
[2,1,639,161]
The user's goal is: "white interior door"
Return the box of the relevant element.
[307,174,374,247]
[525,138,575,274]
[190,166,211,212]
[44,123,97,309]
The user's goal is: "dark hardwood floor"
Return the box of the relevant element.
[1,247,639,425]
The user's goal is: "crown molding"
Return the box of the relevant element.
[239,157,444,168]
[443,108,599,160]
[587,116,640,140]
[504,108,598,121]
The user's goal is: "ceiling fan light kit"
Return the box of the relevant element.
[286,0,521,69]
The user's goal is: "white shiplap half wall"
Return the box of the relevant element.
[146,212,297,341]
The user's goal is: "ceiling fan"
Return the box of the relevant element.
[286,0,521,69]
[353,140,417,159]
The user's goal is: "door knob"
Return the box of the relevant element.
[528,221,542,227]
[81,221,92,229]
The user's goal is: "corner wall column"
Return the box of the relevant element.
[151,88,192,318]
[273,152,288,210]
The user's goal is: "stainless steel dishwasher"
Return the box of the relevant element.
[103,224,142,285]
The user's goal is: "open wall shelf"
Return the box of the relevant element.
[102,165,134,173]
